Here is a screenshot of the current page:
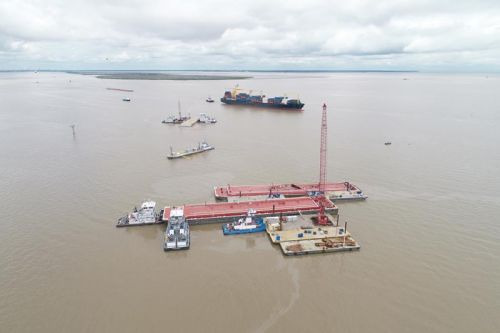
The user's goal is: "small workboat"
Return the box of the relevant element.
[198,113,217,124]
[162,100,190,124]
[384,142,392,145]
[122,97,131,102]
[206,97,214,103]
[223,209,266,235]
[116,201,163,227]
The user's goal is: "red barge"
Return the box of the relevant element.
[214,182,367,201]
[163,196,337,225]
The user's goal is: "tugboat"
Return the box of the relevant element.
[167,141,215,159]
[116,201,163,227]
[198,113,217,124]
[222,209,266,235]
[164,207,190,250]
[206,96,214,103]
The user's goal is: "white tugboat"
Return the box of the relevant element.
[116,201,162,227]
[164,207,190,250]
[198,113,217,124]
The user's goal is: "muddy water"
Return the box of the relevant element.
[1,71,499,332]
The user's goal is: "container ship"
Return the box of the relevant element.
[221,86,304,110]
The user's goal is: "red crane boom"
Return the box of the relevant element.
[318,103,329,225]
[319,103,327,193]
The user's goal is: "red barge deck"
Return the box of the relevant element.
[163,196,337,225]
[214,182,365,200]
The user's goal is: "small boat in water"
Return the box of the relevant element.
[116,201,163,227]
[167,141,214,159]
[198,113,217,124]
[384,142,392,145]
[162,100,190,124]
[206,96,214,103]
[223,209,266,235]
[164,207,190,250]
[122,97,131,102]
[162,115,184,124]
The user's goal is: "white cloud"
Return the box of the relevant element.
[0,0,500,70]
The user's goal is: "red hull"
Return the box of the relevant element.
[214,182,359,199]
[163,196,336,222]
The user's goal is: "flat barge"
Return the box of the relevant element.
[265,216,360,256]
[167,141,214,159]
[214,182,367,201]
[163,196,337,225]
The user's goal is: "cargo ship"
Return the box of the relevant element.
[221,86,304,110]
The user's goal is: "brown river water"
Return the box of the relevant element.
[0,71,499,332]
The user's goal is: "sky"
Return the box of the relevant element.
[1,0,500,71]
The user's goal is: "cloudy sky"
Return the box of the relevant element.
[1,0,500,71]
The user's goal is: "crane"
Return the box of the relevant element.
[317,103,329,225]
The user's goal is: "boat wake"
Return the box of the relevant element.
[256,262,301,332]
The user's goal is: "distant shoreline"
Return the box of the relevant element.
[1,69,420,74]
[70,71,252,80]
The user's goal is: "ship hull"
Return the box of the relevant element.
[222,220,266,235]
[220,98,304,110]
[167,147,214,159]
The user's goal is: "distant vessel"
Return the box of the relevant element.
[107,88,134,92]
[206,97,214,103]
[116,201,162,227]
[162,100,190,124]
[161,113,188,124]
[221,86,304,110]
[222,209,266,235]
[167,141,214,159]
[164,207,190,250]
[384,142,392,145]
[198,113,217,124]
[122,97,131,102]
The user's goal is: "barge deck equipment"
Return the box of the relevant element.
[214,182,367,201]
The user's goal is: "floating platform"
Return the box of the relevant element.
[264,215,360,255]
[180,117,199,127]
[214,182,367,201]
[163,196,337,225]
[280,238,360,255]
